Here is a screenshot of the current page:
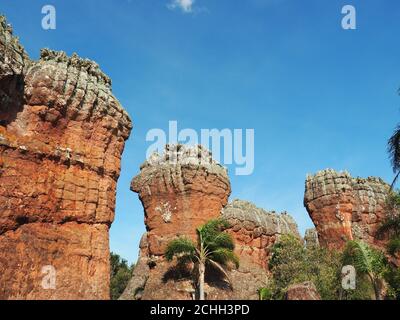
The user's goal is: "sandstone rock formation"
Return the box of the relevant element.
[285,281,321,300]
[304,169,389,250]
[304,228,319,249]
[122,149,300,300]
[222,199,300,269]
[208,199,300,300]
[131,144,231,256]
[122,145,230,300]
[0,16,132,299]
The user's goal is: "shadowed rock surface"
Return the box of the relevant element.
[0,16,132,299]
[304,169,389,250]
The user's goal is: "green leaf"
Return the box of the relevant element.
[210,247,239,268]
[388,237,400,256]
[258,287,273,300]
[165,237,196,262]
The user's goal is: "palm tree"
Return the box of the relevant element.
[388,124,400,190]
[378,191,400,257]
[388,88,400,189]
[342,240,387,300]
[165,219,239,300]
[378,216,400,252]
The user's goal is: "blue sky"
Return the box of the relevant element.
[2,0,400,263]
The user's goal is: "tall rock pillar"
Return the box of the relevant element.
[304,169,389,250]
[0,17,132,299]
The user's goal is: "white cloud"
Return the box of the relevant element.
[167,0,195,13]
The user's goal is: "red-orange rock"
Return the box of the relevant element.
[122,150,300,300]
[122,145,231,300]
[285,281,321,300]
[131,145,231,256]
[0,17,132,299]
[222,200,300,270]
[304,169,389,250]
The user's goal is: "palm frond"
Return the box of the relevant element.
[198,219,230,242]
[388,125,400,174]
[343,241,372,274]
[165,237,196,262]
[205,232,235,251]
[210,247,239,268]
[390,172,400,191]
[377,216,400,238]
[343,240,387,277]
[207,258,231,283]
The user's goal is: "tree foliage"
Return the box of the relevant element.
[388,124,400,189]
[165,219,239,300]
[342,240,387,300]
[110,252,134,300]
[265,234,342,300]
[376,191,400,299]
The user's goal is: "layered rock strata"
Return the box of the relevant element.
[285,281,321,300]
[222,199,300,269]
[131,144,231,256]
[0,16,132,299]
[123,151,300,300]
[304,169,389,250]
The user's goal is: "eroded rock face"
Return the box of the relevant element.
[119,233,150,300]
[222,199,300,269]
[123,145,231,300]
[285,281,321,300]
[123,157,300,300]
[206,200,300,300]
[304,228,319,249]
[304,169,389,250]
[0,17,132,299]
[131,145,231,256]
